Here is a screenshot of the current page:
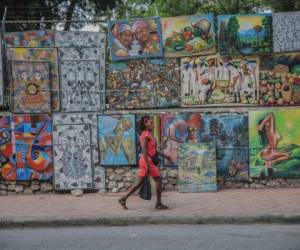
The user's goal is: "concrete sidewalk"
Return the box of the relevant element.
[1,188,300,228]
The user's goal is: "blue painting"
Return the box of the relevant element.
[98,115,136,166]
[108,17,163,61]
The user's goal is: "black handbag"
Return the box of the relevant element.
[139,177,152,200]
[148,152,160,165]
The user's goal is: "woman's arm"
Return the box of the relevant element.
[257,113,275,133]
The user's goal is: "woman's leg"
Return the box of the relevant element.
[119,177,143,209]
[153,177,169,209]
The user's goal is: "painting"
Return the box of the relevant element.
[162,14,216,57]
[1,115,53,181]
[93,165,106,191]
[200,114,249,181]
[181,55,258,106]
[60,60,103,112]
[59,47,104,60]
[273,11,300,52]
[136,115,160,163]
[98,115,136,166]
[55,31,105,47]
[259,52,300,106]
[106,58,180,109]
[11,61,51,113]
[108,17,163,61]
[7,48,60,111]
[53,124,93,190]
[218,14,272,55]
[178,143,217,192]
[4,30,55,47]
[249,109,300,179]
[161,113,202,166]
[0,39,3,106]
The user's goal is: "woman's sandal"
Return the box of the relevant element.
[118,198,128,210]
[155,203,169,210]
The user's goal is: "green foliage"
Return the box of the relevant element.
[227,16,240,44]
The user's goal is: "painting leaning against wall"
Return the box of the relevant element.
[181,55,258,106]
[218,14,273,55]
[162,14,216,57]
[98,115,136,166]
[259,52,300,106]
[249,109,300,179]
[0,39,3,106]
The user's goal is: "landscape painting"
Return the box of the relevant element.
[249,109,300,179]
[218,14,272,55]
[259,52,300,106]
[162,14,216,57]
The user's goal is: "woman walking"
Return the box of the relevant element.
[118,115,169,210]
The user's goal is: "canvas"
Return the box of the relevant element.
[55,31,105,47]
[178,143,217,192]
[259,52,300,106]
[60,60,103,112]
[249,109,300,179]
[7,48,60,111]
[11,61,51,113]
[273,11,300,52]
[200,114,249,181]
[1,115,53,181]
[106,58,180,109]
[59,47,104,60]
[218,14,273,55]
[162,14,216,57]
[98,115,136,166]
[53,124,93,190]
[108,17,163,61]
[161,113,202,166]
[4,30,55,47]
[181,55,258,106]
[0,39,3,105]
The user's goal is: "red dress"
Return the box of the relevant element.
[138,130,160,178]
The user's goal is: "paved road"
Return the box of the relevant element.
[1,225,300,250]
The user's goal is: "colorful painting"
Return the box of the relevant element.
[181,55,258,106]
[11,61,51,113]
[98,115,136,166]
[7,48,60,111]
[108,17,163,61]
[249,109,300,179]
[200,114,249,180]
[218,14,272,55]
[259,53,300,106]
[60,60,102,112]
[0,115,53,181]
[0,39,3,105]
[55,31,105,47]
[161,113,202,166]
[53,124,93,190]
[162,14,216,57]
[178,143,217,192]
[4,30,55,47]
[106,58,180,109]
[273,11,300,52]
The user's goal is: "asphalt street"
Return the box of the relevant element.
[1,224,300,250]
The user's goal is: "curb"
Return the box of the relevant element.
[1,215,300,228]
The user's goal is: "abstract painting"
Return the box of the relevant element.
[98,115,136,166]
[4,30,55,47]
[161,113,202,166]
[53,124,93,190]
[178,143,217,192]
[1,115,53,181]
[249,109,300,179]
[273,11,300,52]
[0,39,3,105]
[60,60,102,112]
[162,14,216,57]
[55,31,105,47]
[181,55,258,106]
[7,48,60,111]
[106,59,180,109]
[201,114,249,181]
[11,60,51,113]
[259,52,300,106]
[218,14,272,55]
[108,17,163,61]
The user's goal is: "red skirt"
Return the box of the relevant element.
[138,155,160,177]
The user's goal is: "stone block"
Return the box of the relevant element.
[40,183,53,192]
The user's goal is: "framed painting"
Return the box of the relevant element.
[108,17,163,61]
